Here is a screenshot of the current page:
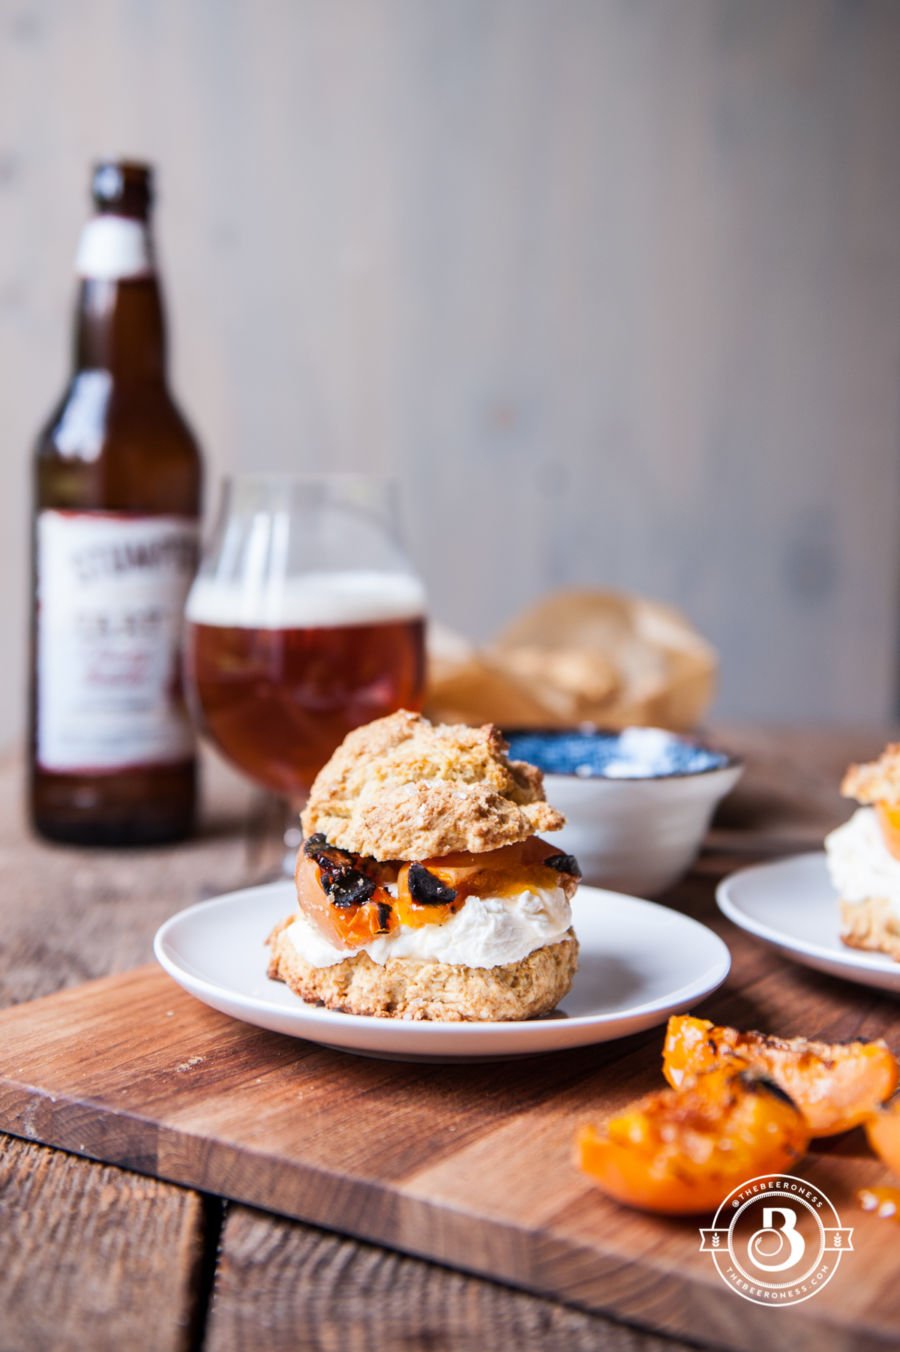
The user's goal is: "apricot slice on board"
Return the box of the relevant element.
[867,1097,900,1179]
[663,1014,898,1137]
[575,1067,810,1215]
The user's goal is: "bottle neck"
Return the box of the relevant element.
[72,216,167,382]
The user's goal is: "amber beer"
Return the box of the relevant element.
[30,162,202,844]
[184,573,426,799]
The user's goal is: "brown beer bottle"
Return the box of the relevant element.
[29,161,202,845]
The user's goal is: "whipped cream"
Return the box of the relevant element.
[825,807,900,918]
[286,884,572,970]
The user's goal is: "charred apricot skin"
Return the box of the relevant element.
[295,851,397,949]
[394,862,463,929]
[867,1097,900,1178]
[419,836,578,902]
[663,1014,899,1137]
[295,833,580,947]
[576,1067,809,1214]
[393,836,577,923]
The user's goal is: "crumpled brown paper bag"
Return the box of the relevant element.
[425,589,716,731]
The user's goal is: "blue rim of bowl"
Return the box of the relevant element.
[501,724,744,782]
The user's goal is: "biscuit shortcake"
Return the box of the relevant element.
[825,744,900,962]
[267,710,581,1020]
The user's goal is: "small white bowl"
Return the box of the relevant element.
[506,727,743,897]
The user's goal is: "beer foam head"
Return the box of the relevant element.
[186,570,426,630]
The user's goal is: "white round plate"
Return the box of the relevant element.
[153,882,731,1060]
[717,852,900,995]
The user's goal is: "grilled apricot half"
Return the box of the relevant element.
[295,850,397,950]
[867,1096,900,1178]
[663,1014,899,1137]
[575,1066,809,1215]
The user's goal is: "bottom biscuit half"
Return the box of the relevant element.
[266,917,580,1021]
[839,897,900,963]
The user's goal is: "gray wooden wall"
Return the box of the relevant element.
[3,0,900,749]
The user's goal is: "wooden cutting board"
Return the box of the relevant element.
[0,934,897,1352]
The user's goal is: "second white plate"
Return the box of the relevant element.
[717,851,900,995]
[154,881,731,1060]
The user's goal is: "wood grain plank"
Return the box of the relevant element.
[0,744,254,1011]
[206,1206,690,1352]
[0,732,897,1352]
[0,1135,206,1352]
[706,725,890,852]
[0,965,648,1183]
[0,959,896,1352]
[0,752,250,1351]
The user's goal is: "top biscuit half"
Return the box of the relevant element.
[300,710,565,860]
[841,743,900,805]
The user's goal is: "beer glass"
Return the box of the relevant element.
[183,474,426,831]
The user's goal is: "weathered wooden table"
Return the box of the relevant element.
[0,728,894,1352]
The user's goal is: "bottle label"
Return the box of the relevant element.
[36,512,199,773]
[75,217,153,280]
